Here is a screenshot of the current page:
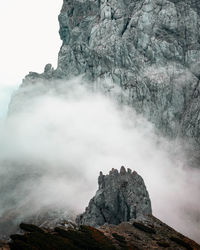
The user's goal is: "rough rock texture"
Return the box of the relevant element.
[76,167,152,227]
[7,224,116,250]
[3,216,200,250]
[9,0,200,154]
[56,0,200,143]
[99,215,200,249]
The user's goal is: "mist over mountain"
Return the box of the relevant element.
[1,0,200,244]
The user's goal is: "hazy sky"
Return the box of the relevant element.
[0,0,62,118]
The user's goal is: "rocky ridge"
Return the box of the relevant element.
[1,214,200,249]
[76,167,152,227]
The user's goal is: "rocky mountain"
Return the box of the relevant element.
[10,0,200,152]
[76,167,152,227]
[3,0,200,245]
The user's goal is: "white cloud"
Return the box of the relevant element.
[0,78,199,242]
[0,1,62,86]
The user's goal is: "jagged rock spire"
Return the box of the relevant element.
[76,167,152,227]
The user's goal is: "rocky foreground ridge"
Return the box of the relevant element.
[2,216,199,250]
[1,168,200,250]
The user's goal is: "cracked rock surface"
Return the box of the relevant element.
[56,0,200,144]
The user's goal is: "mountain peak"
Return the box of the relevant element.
[76,167,152,227]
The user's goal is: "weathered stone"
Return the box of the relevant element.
[76,167,152,227]
[53,0,200,145]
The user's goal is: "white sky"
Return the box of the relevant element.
[0,0,63,118]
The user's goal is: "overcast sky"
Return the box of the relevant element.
[0,0,62,118]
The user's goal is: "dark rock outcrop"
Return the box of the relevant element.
[8,224,116,250]
[76,167,152,227]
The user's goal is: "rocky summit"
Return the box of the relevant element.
[76,167,152,227]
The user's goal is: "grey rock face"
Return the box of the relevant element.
[56,0,200,143]
[9,0,200,152]
[76,167,152,227]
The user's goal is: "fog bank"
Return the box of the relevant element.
[0,78,199,242]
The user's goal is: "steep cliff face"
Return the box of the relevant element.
[76,167,152,227]
[56,0,200,142]
[9,0,200,149]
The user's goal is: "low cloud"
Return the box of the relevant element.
[0,78,199,242]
